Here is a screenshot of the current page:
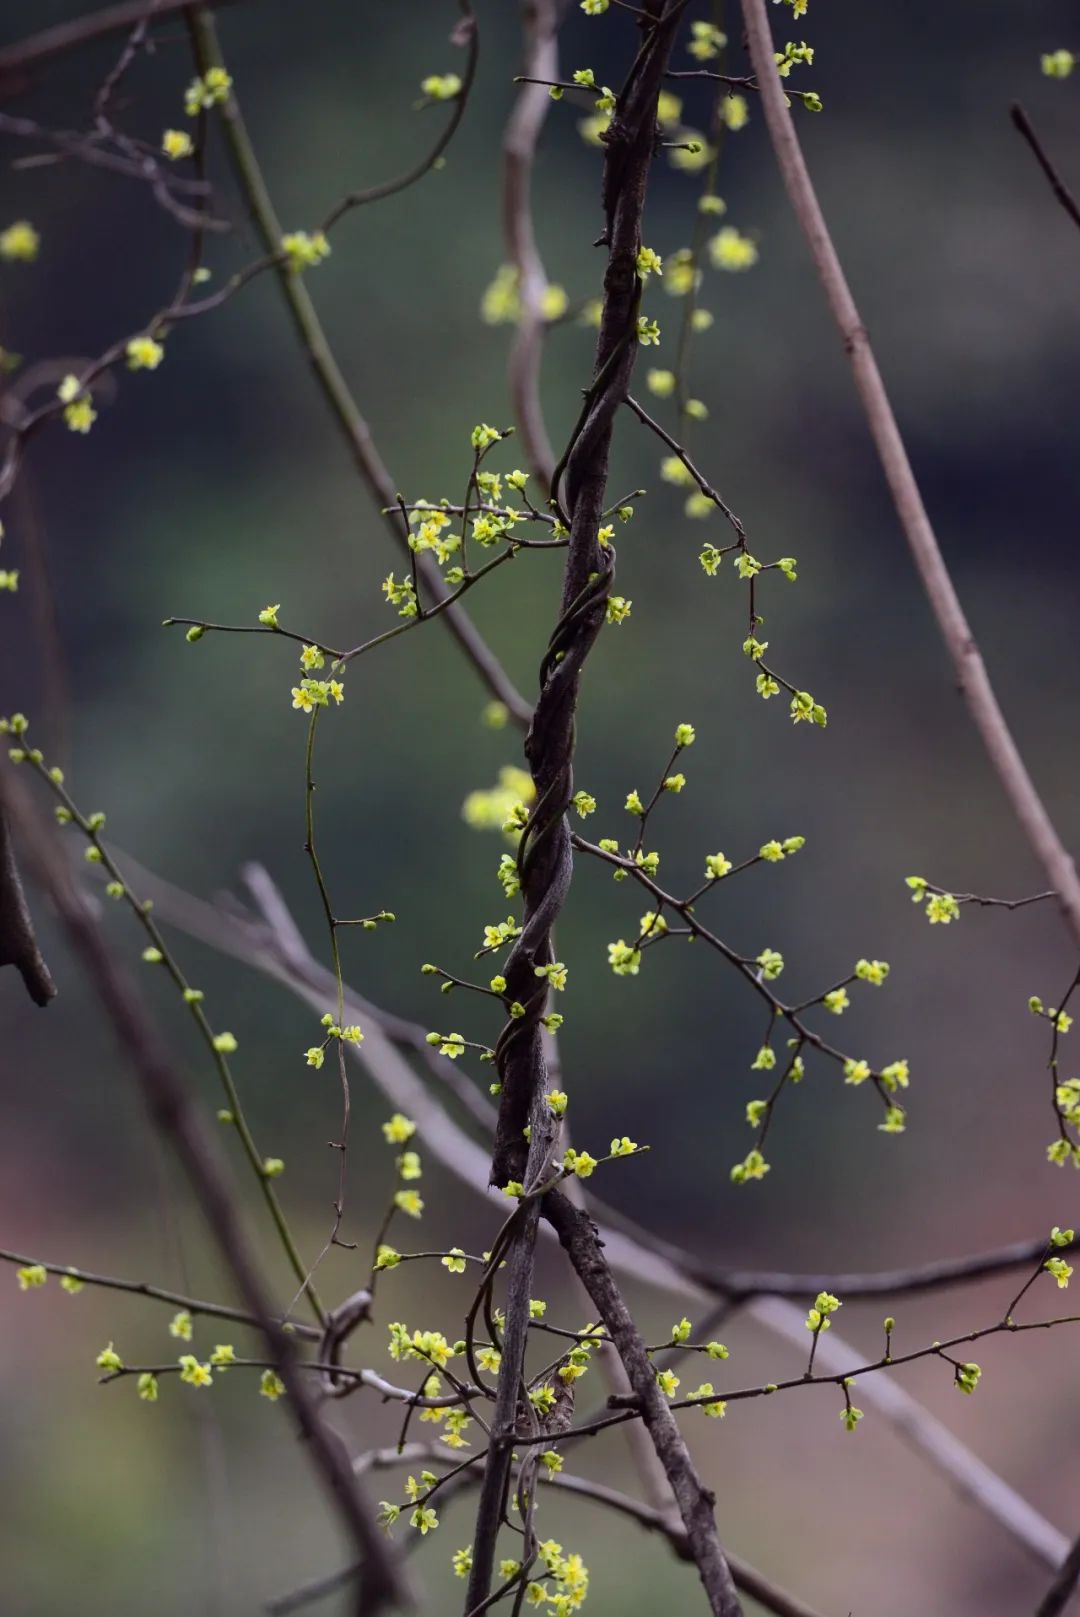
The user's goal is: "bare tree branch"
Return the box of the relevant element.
[502,0,564,490]
[1036,1529,1080,1617]
[0,1246,322,1338]
[741,0,1080,950]
[0,761,410,1616]
[1011,103,1080,236]
[546,1189,742,1616]
[0,0,251,83]
[0,804,55,1004]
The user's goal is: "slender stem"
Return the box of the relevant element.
[190,8,532,730]
[1011,102,1080,235]
[0,1247,320,1338]
[0,761,406,1609]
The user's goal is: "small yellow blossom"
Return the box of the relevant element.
[1,221,40,261]
[126,336,165,371]
[162,129,194,160]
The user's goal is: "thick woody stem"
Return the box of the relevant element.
[545,1191,742,1616]
[466,6,692,1611]
[0,806,55,1005]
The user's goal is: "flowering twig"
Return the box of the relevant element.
[0,759,408,1611]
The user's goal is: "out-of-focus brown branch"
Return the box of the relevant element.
[0,760,409,1615]
[1011,102,1080,235]
[0,805,55,1004]
[1036,1528,1080,1617]
[0,0,250,85]
[0,1246,322,1339]
[741,0,1080,952]
[502,0,563,490]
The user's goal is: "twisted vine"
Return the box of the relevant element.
[464,7,733,1614]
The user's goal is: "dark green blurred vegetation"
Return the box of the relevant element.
[3,2,1080,1613]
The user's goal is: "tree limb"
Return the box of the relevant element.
[1036,1528,1080,1617]
[546,1189,743,1616]
[0,804,55,1004]
[502,0,564,490]
[0,761,409,1616]
[741,0,1080,950]
[0,0,251,84]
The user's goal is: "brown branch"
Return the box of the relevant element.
[0,1246,321,1338]
[1036,1529,1080,1617]
[0,805,55,1004]
[740,0,1080,951]
[465,6,734,1610]
[547,1473,827,1617]
[0,761,409,1616]
[752,1295,1069,1572]
[632,1226,1078,1304]
[1011,103,1080,235]
[0,0,251,83]
[501,0,563,491]
[546,1190,742,1616]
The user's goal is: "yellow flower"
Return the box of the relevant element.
[179,1351,213,1390]
[721,95,749,132]
[0,221,40,261]
[281,230,331,272]
[126,336,165,371]
[382,1113,417,1144]
[161,129,194,160]
[57,375,96,434]
[709,228,758,271]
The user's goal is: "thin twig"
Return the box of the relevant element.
[0,761,409,1614]
[0,805,55,1004]
[270,1447,829,1617]
[0,0,251,81]
[0,1247,321,1338]
[1011,103,1080,235]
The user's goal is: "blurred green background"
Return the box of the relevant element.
[3,1,1080,1613]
